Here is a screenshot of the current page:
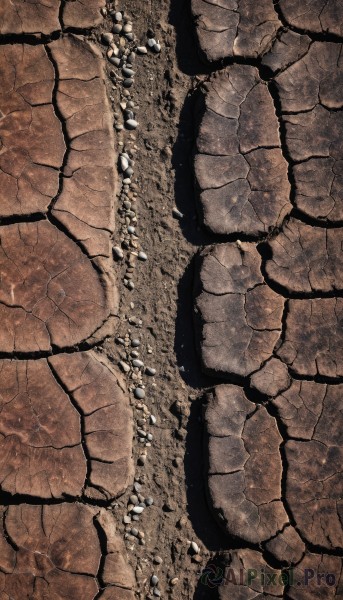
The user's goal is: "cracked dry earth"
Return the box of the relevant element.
[0,1,343,600]
[191,0,343,598]
[0,4,135,599]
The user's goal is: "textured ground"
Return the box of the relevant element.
[1,0,343,599]
[0,4,135,598]
[191,0,343,598]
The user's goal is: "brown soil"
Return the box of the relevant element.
[98,0,228,598]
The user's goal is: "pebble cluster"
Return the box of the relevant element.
[101,7,161,293]
[100,7,178,598]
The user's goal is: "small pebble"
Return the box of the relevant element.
[154,556,163,565]
[138,251,147,261]
[126,119,138,130]
[123,67,135,77]
[113,246,124,260]
[102,32,114,45]
[123,515,131,524]
[128,225,135,234]
[137,429,146,437]
[120,155,129,171]
[153,590,161,598]
[153,43,161,53]
[125,167,134,178]
[130,494,139,505]
[123,22,133,33]
[123,78,134,88]
[146,367,156,376]
[114,11,123,21]
[132,506,144,514]
[100,7,107,16]
[145,496,154,506]
[134,388,145,399]
[131,350,140,358]
[172,207,183,219]
[112,46,120,57]
[170,577,179,586]
[191,541,200,554]
[113,23,122,34]
[131,527,139,537]
[136,46,148,55]
[147,38,156,48]
[132,359,144,368]
[146,433,153,442]
[138,454,147,466]
[131,339,141,347]
[151,575,159,586]
[109,56,121,66]
[134,481,142,492]
[119,361,130,373]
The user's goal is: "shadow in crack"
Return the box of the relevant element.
[168,0,227,248]
[193,554,226,599]
[170,81,221,247]
[168,0,245,579]
[173,255,220,389]
[168,0,214,77]
[184,394,231,551]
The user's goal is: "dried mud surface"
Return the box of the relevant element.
[1,0,343,599]
[190,1,343,599]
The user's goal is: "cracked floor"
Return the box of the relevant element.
[191,0,343,598]
[0,0,342,599]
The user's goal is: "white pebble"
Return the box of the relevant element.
[120,155,129,172]
[102,32,114,45]
[132,506,144,514]
[113,246,124,259]
[172,207,183,219]
[150,415,157,425]
[138,251,147,261]
[126,119,138,130]
[191,541,200,554]
[133,359,144,368]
